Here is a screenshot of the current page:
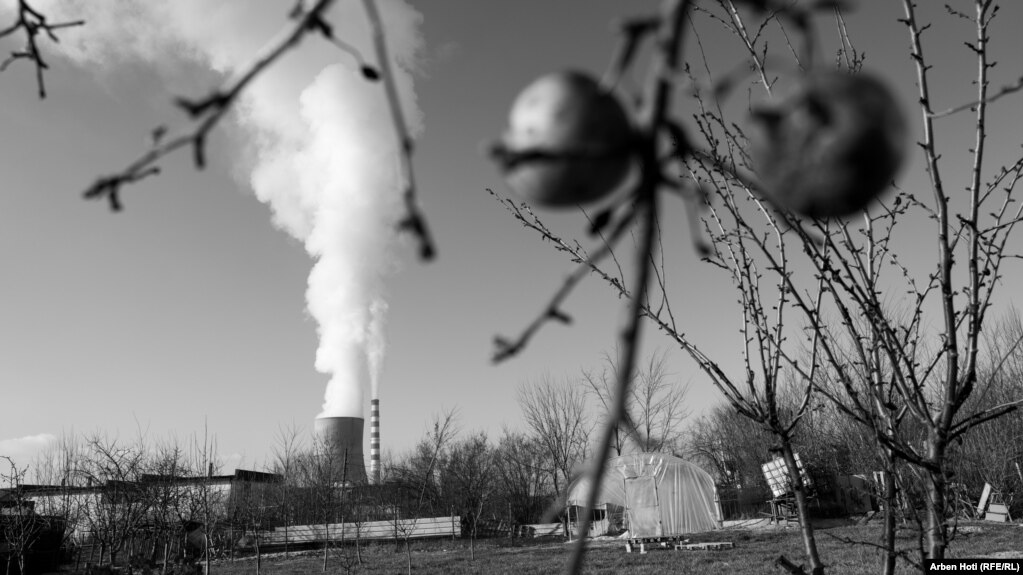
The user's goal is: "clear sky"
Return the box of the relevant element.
[1,1,1021,476]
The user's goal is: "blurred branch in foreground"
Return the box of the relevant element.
[0,0,84,98]
[81,0,436,261]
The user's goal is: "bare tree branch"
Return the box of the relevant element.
[491,192,637,363]
[930,74,1023,118]
[82,0,342,211]
[0,0,84,98]
[80,0,435,260]
[360,0,436,260]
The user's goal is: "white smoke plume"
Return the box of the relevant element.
[13,0,425,419]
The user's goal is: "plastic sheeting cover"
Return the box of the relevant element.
[567,453,719,537]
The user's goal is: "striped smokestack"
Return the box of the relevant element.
[369,399,381,484]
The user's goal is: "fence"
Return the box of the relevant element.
[716,487,773,520]
[472,520,565,539]
[253,516,460,546]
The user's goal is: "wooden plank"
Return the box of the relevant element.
[977,483,992,516]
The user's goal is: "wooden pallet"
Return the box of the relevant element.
[625,537,735,554]
[625,535,688,554]
[676,541,735,551]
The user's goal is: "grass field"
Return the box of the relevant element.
[189,521,1022,575]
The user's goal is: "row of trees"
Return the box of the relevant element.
[3,429,226,575]
[3,378,676,575]
[6,333,1019,575]
[689,312,1023,504]
[517,320,1022,525]
[515,349,692,496]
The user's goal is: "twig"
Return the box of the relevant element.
[929,75,1023,118]
[491,194,638,363]
[820,531,922,571]
[361,0,436,261]
[722,0,774,95]
[82,0,341,211]
[81,0,435,261]
[0,0,84,98]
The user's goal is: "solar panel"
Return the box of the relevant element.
[761,453,811,498]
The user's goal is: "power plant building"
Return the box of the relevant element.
[313,416,368,484]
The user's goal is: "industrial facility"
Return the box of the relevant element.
[312,398,382,485]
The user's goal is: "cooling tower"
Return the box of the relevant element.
[313,416,368,484]
[369,399,381,484]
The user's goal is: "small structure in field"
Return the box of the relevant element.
[761,454,814,523]
[976,483,1014,522]
[565,453,721,540]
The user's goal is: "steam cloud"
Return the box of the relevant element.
[17,0,425,419]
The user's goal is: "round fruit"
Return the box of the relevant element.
[494,71,634,208]
[749,70,907,218]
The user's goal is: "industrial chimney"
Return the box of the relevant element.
[313,416,368,484]
[369,399,381,484]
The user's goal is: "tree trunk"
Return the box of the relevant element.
[880,459,898,575]
[356,523,363,566]
[322,521,329,573]
[925,435,949,560]
[780,440,825,575]
[162,539,170,575]
[405,539,412,575]
[204,532,211,575]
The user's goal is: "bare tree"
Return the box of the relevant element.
[389,409,457,575]
[492,430,552,527]
[1,456,44,575]
[144,437,193,575]
[297,431,348,573]
[688,405,776,490]
[187,426,223,575]
[955,312,1023,508]
[269,423,303,559]
[228,472,276,575]
[78,432,151,569]
[583,349,691,455]
[29,432,86,567]
[757,2,1023,562]
[443,432,496,561]
[517,376,590,495]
